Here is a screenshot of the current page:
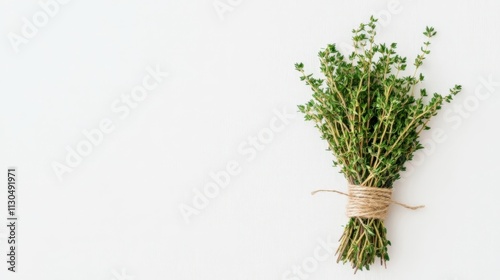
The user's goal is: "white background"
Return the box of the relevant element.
[1,0,499,279]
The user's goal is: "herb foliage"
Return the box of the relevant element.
[295,16,461,271]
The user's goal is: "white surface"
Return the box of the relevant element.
[1,0,499,279]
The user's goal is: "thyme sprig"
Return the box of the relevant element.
[296,16,461,271]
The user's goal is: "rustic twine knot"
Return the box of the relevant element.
[311,185,424,219]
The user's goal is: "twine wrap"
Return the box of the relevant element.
[346,185,392,219]
[311,185,424,219]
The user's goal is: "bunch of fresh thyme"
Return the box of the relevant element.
[295,17,461,271]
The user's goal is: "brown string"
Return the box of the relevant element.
[311,185,424,219]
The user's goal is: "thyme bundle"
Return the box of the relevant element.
[295,17,461,271]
